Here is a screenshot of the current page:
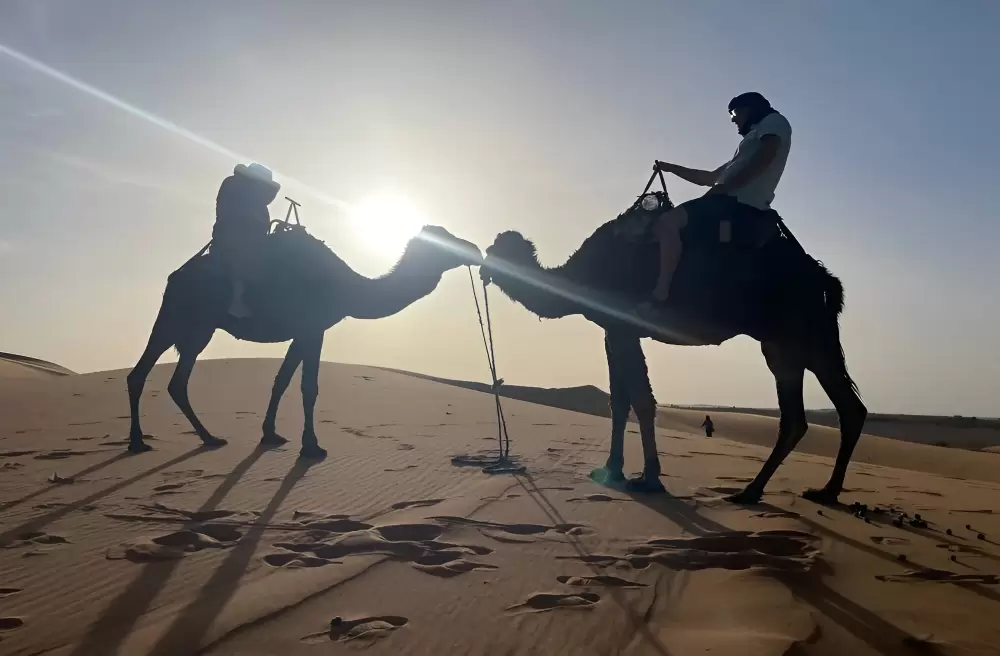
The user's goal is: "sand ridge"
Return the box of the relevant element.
[1,359,999,655]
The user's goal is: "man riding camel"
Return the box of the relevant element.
[212,163,281,317]
[637,92,792,317]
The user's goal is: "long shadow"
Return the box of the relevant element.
[0,448,203,547]
[145,457,313,655]
[778,502,1000,606]
[627,492,979,655]
[0,451,132,513]
[67,446,269,656]
[515,473,674,656]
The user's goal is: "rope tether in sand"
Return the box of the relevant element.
[465,267,525,475]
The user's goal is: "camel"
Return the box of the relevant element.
[126,224,482,459]
[480,190,867,504]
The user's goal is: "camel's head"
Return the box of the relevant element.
[480,231,538,286]
[408,225,483,271]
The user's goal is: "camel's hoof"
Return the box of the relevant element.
[200,436,228,449]
[127,440,154,454]
[802,487,841,506]
[724,488,763,505]
[299,444,328,460]
[260,433,289,449]
[590,467,626,486]
[625,475,666,494]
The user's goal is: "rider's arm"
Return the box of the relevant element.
[711,135,781,193]
[656,161,726,187]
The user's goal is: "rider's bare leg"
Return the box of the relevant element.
[651,207,689,302]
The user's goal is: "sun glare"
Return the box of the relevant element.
[350,191,425,257]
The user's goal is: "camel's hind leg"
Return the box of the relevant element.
[169,327,226,448]
[260,339,305,448]
[126,311,178,453]
[803,337,867,505]
[727,340,807,505]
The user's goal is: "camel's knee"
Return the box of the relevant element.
[126,369,144,392]
[631,398,656,426]
[301,380,319,403]
[167,381,186,404]
[787,418,808,441]
[609,392,631,418]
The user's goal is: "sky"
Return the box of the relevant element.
[1,1,998,417]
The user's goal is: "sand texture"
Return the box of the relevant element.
[2,359,1000,655]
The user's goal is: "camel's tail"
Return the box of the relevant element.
[817,263,861,398]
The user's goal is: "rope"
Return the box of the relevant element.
[467,267,512,462]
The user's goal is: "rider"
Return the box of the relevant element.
[212,163,281,317]
[638,92,792,315]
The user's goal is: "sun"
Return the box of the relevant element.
[350,191,425,257]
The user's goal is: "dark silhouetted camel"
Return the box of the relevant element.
[481,190,866,504]
[127,225,482,459]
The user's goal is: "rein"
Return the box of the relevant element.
[467,267,522,473]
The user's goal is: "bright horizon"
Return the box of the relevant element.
[1,1,998,417]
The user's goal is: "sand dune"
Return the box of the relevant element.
[2,358,1000,655]
[0,352,75,381]
[393,370,1000,484]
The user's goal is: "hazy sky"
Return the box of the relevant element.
[1,1,998,416]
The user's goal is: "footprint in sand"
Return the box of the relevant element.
[433,516,592,543]
[5,531,70,549]
[301,615,408,644]
[567,494,618,503]
[103,503,238,528]
[557,575,646,588]
[161,469,205,480]
[153,482,188,492]
[753,511,800,520]
[0,617,25,632]
[107,524,243,562]
[625,530,820,572]
[391,499,445,510]
[34,449,102,460]
[385,464,418,472]
[699,486,745,497]
[265,522,494,577]
[506,592,601,614]
[0,450,37,459]
[876,569,1000,585]
[556,554,623,567]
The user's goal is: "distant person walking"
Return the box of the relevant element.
[701,415,715,437]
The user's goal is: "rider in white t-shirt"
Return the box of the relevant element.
[637,92,791,315]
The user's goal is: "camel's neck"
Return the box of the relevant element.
[492,258,581,320]
[346,257,446,320]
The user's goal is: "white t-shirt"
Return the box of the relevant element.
[716,111,792,210]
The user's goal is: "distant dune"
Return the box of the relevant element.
[666,404,1000,451]
[389,370,1000,466]
[0,352,75,380]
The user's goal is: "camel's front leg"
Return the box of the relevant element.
[590,332,631,484]
[260,339,305,448]
[297,333,327,460]
[604,331,664,493]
